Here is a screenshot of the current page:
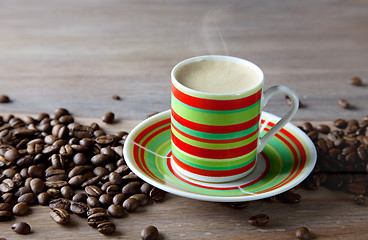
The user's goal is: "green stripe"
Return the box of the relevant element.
[171,117,259,140]
[172,96,261,126]
[172,125,258,150]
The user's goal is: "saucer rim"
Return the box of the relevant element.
[123,110,317,202]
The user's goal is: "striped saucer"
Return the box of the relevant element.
[123,110,316,202]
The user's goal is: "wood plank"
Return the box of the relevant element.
[0,0,367,121]
[0,114,367,239]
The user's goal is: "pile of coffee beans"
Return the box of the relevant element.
[299,116,368,203]
[0,108,166,235]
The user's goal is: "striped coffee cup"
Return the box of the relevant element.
[171,55,299,183]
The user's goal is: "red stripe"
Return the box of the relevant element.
[134,118,171,144]
[172,132,258,159]
[171,109,260,134]
[172,83,262,111]
[171,122,259,144]
[172,153,256,177]
[167,152,270,191]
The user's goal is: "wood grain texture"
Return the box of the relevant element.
[0,0,367,121]
[0,114,367,240]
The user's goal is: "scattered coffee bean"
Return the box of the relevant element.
[50,208,70,225]
[338,99,350,109]
[11,222,31,235]
[112,95,121,100]
[141,225,159,240]
[228,202,249,209]
[87,212,109,228]
[248,214,269,227]
[0,95,10,103]
[349,76,363,86]
[49,198,70,210]
[103,112,115,124]
[37,192,51,206]
[131,194,150,206]
[12,202,29,216]
[107,204,125,218]
[295,227,310,240]
[97,221,116,235]
[149,187,166,202]
[123,198,139,213]
[353,195,366,205]
[0,203,12,212]
[70,201,89,216]
[0,210,13,222]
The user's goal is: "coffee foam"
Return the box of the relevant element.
[175,59,260,94]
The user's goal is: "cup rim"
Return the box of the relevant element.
[171,55,264,97]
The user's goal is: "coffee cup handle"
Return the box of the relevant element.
[257,85,299,153]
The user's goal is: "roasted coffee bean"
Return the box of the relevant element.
[59,115,74,124]
[0,95,10,103]
[72,193,88,203]
[2,193,14,203]
[296,227,311,240]
[149,187,166,202]
[115,164,130,175]
[87,212,109,228]
[248,214,269,227]
[68,166,86,178]
[0,210,13,222]
[87,207,106,217]
[49,198,70,210]
[277,191,301,204]
[91,154,109,165]
[141,225,159,240]
[113,193,127,205]
[99,194,112,206]
[12,222,31,235]
[0,178,15,193]
[140,183,153,196]
[131,194,150,206]
[81,176,101,188]
[357,145,367,161]
[316,124,330,134]
[95,135,119,145]
[103,112,115,124]
[3,169,17,178]
[106,184,121,196]
[94,166,109,177]
[334,119,347,129]
[28,165,43,178]
[123,198,139,212]
[107,204,125,218]
[338,99,350,109]
[87,196,101,208]
[346,182,366,195]
[349,76,363,86]
[47,188,61,198]
[30,178,44,194]
[12,202,29,216]
[301,122,314,133]
[112,95,121,100]
[50,208,70,225]
[60,186,74,199]
[18,193,37,205]
[307,130,319,141]
[353,195,366,205]
[109,172,122,185]
[70,201,89,216]
[45,180,68,188]
[4,149,20,162]
[68,175,85,187]
[0,203,12,212]
[37,192,51,205]
[85,185,103,197]
[97,221,116,235]
[228,202,249,209]
[122,181,142,195]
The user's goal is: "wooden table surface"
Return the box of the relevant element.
[1,0,368,239]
